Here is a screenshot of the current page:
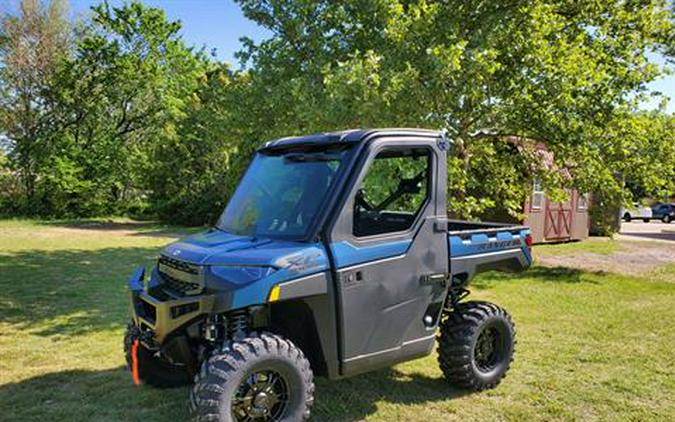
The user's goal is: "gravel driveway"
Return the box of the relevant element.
[535,225,675,279]
[617,221,675,243]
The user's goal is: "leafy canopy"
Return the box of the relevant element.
[0,0,673,226]
[236,0,674,218]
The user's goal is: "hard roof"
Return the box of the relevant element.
[262,128,440,150]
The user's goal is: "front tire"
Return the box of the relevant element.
[663,215,672,223]
[623,213,632,222]
[437,301,515,391]
[190,332,314,422]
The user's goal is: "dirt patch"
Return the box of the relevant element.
[535,241,675,277]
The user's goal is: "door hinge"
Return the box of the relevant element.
[434,217,448,232]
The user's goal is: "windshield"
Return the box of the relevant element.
[217,146,350,238]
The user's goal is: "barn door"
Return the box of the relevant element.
[544,196,573,241]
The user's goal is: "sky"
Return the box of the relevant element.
[66,0,273,64]
[1,0,673,112]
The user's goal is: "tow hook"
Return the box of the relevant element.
[128,325,159,386]
[131,339,140,385]
[129,324,158,350]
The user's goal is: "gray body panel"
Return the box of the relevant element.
[325,134,450,377]
[275,272,328,300]
[451,248,530,281]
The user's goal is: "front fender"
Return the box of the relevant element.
[128,266,145,292]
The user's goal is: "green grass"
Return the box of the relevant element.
[534,237,623,256]
[1,220,674,421]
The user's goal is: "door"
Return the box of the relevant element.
[328,137,449,376]
[544,195,573,241]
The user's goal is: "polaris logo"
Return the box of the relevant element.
[476,239,521,251]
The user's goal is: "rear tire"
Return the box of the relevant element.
[123,323,191,388]
[437,301,515,391]
[643,219,650,223]
[190,332,314,422]
[623,213,632,222]
[663,215,672,224]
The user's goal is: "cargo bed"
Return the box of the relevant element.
[447,219,532,280]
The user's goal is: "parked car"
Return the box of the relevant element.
[621,203,653,222]
[651,203,675,223]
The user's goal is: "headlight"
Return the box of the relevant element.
[208,266,277,286]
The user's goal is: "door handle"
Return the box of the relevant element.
[342,270,364,286]
[420,273,447,287]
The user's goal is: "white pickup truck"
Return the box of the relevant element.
[621,203,653,222]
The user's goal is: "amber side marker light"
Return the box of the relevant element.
[268,285,281,302]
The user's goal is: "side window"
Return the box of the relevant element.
[353,148,430,237]
[531,180,544,211]
[577,193,588,211]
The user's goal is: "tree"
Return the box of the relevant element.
[235,0,674,219]
[2,0,672,227]
[1,0,208,216]
[0,0,70,208]
[148,64,252,224]
[45,1,208,215]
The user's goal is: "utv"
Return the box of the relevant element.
[125,129,532,421]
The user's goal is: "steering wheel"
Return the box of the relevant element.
[243,178,296,233]
[354,189,382,225]
[250,177,275,203]
[355,189,373,212]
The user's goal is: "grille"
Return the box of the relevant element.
[158,256,200,274]
[162,272,202,295]
[157,255,203,295]
[140,299,157,323]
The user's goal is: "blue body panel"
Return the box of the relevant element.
[449,228,532,264]
[328,227,531,276]
[144,224,531,310]
[158,229,330,309]
[330,239,412,268]
[128,266,145,291]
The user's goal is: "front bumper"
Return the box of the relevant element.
[128,266,215,344]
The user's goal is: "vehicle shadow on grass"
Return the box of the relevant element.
[0,366,464,422]
[471,265,603,289]
[313,367,468,421]
[0,247,161,337]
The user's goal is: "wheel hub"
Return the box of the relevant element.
[474,326,501,373]
[250,391,276,416]
[253,391,269,408]
[232,370,289,421]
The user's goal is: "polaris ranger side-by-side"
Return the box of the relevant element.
[125,129,532,421]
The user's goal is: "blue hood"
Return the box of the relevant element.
[163,229,328,271]
[156,229,329,309]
